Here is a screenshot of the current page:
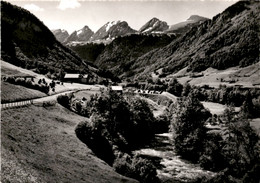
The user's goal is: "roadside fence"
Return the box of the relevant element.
[1,100,33,109]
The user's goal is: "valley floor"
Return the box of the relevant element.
[1,104,137,183]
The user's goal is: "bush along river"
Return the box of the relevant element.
[132,133,216,183]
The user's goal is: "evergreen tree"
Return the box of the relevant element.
[240,91,255,118]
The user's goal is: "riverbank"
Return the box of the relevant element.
[133,133,216,183]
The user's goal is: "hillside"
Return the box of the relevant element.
[0,1,91,77]
[1,104,137,183]
[68,43,106,64]
[132,1,259,80]
[170,62,260,88]
[94,34,176,77]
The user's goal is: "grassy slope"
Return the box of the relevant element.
[168,62,260,88]
[1,82,47,103]
[73,90,100,100]
[1,60,47,102]
[1,105,137,183]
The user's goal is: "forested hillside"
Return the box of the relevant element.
[95,34,176,77]
[1,1,91,77]
[132,1,260,80]
[68,43,106,64]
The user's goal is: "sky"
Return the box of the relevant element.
[10,0,238,34]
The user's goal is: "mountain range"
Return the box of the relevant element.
[68,1,259,83]
[52,15,208,44]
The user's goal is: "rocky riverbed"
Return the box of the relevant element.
[133,133,216,182]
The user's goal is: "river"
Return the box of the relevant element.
[133,133,216,183]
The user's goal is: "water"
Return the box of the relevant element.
[133,133,216,183]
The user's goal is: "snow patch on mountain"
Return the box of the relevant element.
[106,21,121,32]
[77,29,83,35]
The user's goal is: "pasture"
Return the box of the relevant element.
[1,82,46,103]
[1,104,136,183]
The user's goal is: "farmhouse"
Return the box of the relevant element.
[111,85,123,94]
[63,74,88,83]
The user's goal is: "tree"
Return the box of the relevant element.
[171,93,211,161]
[167,78,183,97]
[182,82,191,96]
[128,97,155,144]
[240,91,255,118]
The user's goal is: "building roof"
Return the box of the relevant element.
[111,86,123,91]
[64,74,79,79]
[64,74,88,79]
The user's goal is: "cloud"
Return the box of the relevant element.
[57,0,81,10]
[24,4,44,12]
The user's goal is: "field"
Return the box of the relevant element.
[201,101,240,116]
[1,82,47,103]
[73,90,100,100]
[1,104,137,183]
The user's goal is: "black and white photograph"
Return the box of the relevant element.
[1,0,260,182]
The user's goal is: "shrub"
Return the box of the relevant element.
[199,132,226,171]
[153,113,170,134]
[57,95,70,108]
[167,78,183,97]
[75,120,115,165]
[5,76,15,83]
[130,156,159,183]
[113,154,159,183]
[75,101,82,113]
[15,77,25,85]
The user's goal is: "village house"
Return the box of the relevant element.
[63,74,88,84]
[111,85,123,94]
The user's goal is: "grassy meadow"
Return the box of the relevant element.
[1,82,47,103]
[1,104,137,183]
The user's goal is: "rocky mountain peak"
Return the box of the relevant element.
[52,29,69,43]
[139,17,169,33]
[64,25,94,43]
[89,20,136,42]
